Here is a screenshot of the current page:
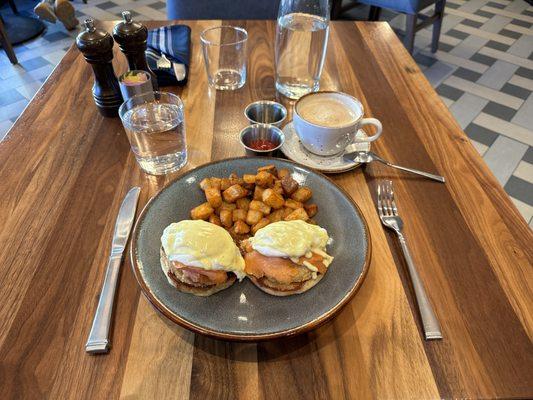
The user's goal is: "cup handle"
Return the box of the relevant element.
[356,118,382,142]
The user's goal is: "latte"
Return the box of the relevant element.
[292,91,383,156]
[297,94,359,128]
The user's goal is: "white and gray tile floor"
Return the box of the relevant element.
[0,0,532,225]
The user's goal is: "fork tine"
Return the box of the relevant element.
[377,182,384,216]
[382,181,391,216]
[379,181,389,216]
[386,182,393,216]
[388,181,399,216]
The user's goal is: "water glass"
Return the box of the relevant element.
[200,26,248,90]
[119,91,187,175]
[275,0,330,99]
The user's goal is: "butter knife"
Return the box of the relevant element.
[86,187,141,354]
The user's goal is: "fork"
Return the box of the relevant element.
[377,181,443,340]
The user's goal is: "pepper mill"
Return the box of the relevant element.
[76,19,123,117]
[113,11,158,91]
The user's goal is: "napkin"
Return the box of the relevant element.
[146,25,191,87]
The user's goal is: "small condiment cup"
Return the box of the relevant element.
[118,70,155,101]
[244,100,287,127]
[239,124,285,157]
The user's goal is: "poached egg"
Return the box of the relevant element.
[161,220,246,280]
[248,220,332,263]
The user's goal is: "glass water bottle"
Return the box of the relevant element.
[275,0,330,99]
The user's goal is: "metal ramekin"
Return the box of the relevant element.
[239,124,285,157]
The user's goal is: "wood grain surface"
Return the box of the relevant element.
[0,20,531,399]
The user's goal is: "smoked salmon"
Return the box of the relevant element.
[171,261,228,285]
[244,250,326,284]
[297,253,327,274]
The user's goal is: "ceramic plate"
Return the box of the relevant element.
[281,122,371,174]
[131,157,371,341]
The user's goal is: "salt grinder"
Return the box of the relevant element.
[113,11,158,90]
[76,19,123,117]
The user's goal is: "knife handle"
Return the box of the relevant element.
[85,254,122,354]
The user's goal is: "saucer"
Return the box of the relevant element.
[280,122,371,174]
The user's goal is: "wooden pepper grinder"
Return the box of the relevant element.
[76,19,123,117]
[113,11,158,91]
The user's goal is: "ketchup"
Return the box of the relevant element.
[249,139,277,151]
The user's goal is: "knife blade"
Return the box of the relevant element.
[111,187,141,255]
[86,187,141,354]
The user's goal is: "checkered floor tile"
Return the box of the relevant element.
[0,0,532,226]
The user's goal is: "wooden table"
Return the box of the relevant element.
[0,20,531,399]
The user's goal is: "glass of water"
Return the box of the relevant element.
[200,26,248,90]
[275,0,330,99]
[119,91,187,175]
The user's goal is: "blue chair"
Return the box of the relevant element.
[356,0,446,54]
[167,0,281,20]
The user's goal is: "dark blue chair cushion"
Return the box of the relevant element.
[167,0,281,20]
[357,0,438,14]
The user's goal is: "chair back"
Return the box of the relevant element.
[167,0,281,20]
[356,0,437,14]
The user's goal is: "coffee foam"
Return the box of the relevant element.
[297,93,361,128]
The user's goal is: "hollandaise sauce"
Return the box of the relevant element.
[161,220,246,280]
[249,220,333,267]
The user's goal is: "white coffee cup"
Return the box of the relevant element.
[293,91,382,157]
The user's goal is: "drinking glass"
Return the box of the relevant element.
[275,0,330,99]
[119,91,187,175]
[200,26,248,90]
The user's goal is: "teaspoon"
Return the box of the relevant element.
[344,150,445,183]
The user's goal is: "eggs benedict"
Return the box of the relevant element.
[243,220,334,296]
[160,220,246,296]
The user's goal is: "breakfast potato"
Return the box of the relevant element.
[268,209,284,223]
[191,202,214,220]
[281,175,299,195]
[257,165,277,177]
[199,178,211,190]
[209,214,222,226]
[211,177,222,190]
[219,201,237,212]
[246,209,263,225]
[205,187,222,208]
[232,208,247,222]
[262,188,284,209]
[304,203,318,218]
[257,164,276,172]
[242,182,255,191]
[282,207,294,219]
[249,200,271,215]
[223,184,248,203]
[219,209,233,228]
[253,186,264,201]
[285,199,303,210]
[277,168,290,179]
[200,177,221,191]
[234,220,250,234]
[291,186,312,203]
[229,173,244,186]
[243,174,256,184]
[191,165,320,236]
[252,218,270,234]
[236,197,250,211]
[273,180,284,196]
[220,178,231,191]
[255,171,274,187]
[285,208,309,221]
